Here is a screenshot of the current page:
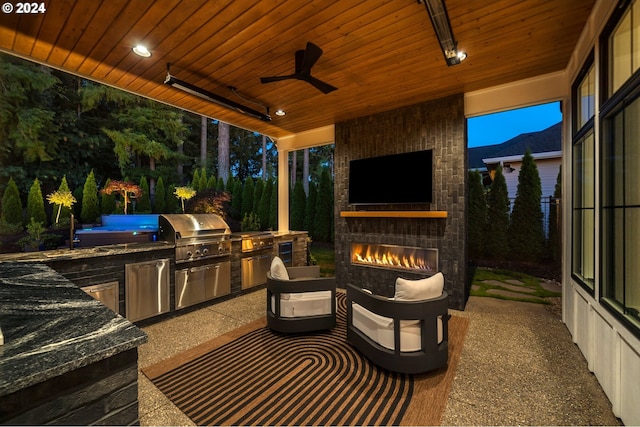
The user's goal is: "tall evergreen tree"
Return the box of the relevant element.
[216,177,225,192]
[290,180,306,231]
[153,176,166,213]
[231,180,243,220]
[166,184,179,214]
[269,179,278,230]
[198,167,208,191]
[304,181,318,238]
[26,178,47,226]
[1,177,23,226]
[468,170,487,259]
[80,169,100,223]
[314,167,333,242]
[137,176,151,213]
[485,165,510,260]
[253,179,264,215]
[509,150,544,261]
[241,176,254,218]
[258,179,272,231]
[191,168,201,191]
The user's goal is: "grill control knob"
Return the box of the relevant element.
[195,249,201,257]
[186,250,193,259]
[202,247,209,255]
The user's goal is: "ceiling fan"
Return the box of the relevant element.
[260,42,338,94]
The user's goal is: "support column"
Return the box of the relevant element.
[277,148,289,233]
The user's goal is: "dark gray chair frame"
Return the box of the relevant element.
[345,283,449,374]
[266,265,336,333]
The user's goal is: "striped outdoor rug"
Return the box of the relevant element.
[143,293,468,426]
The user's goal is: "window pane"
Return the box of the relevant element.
[626,208,640,318]
[584,132,595,208]
[602,112,625,206]
[625,98,640,205]
[634,0,640,73]
[582,209,595,283]
[612,10,632,93]
[578,65,595,128]
[602,208,625,301]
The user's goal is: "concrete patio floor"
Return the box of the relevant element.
[136,287,620,426]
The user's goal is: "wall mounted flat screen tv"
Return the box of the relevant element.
[348,149,433,205]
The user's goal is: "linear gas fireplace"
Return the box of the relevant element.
[351,243,438,273]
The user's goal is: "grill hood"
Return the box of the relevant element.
[158,214,231,244]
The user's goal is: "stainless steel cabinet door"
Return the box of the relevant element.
[125,259,170,322]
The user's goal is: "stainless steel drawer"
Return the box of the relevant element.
[125,259,170,322]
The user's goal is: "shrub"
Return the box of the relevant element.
[258,179,272,231]
[468,170,487,259]
[314,167,333,242]
[26,178,47,226]
[290,180,306,231]
[241,212,260,232]
[269,179,278,230]
[1,177,23,226]
[304,181,318,237]
[136,176,151,213]
[241,176,254,219]
[485,165,510,260]
[231,180,242,220]
[80,170,100,223]
[508,150,544,261]
[153,176,166,213]
[166,184,179,213]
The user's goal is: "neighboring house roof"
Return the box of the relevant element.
[468,122,562,170]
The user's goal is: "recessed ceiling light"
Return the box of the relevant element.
[275,109,286,116]
[133,45,151,57]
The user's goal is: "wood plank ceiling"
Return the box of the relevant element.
[0,0,595,142]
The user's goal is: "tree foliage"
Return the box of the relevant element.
[1,178,23,226]
[26,178,47,226]
[304,181,318,238]
[81,170,100,223]
[153,176,166,214]
[241,176,254,219]
[485,165,510,260]
[314,168,334,242]
[548,166,562,264]
[508,150,544,261]
[290,180,306,231]
[468,170,487,259]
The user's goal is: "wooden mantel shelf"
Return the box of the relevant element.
[340,211,447,218]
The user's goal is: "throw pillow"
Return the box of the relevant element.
[394,272,444,301]
[270,256,289,280]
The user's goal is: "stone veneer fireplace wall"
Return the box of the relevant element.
[334,94,467,310]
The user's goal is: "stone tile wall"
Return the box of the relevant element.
[334,94,468,310]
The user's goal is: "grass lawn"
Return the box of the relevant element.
[309,243,335,277]
[470,267,561,304]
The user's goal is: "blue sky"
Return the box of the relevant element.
[467,102,562,148]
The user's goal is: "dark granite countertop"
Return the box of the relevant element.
[0,241,174,263]
[0,262,147,397]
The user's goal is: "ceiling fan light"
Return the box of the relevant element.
[275,109,286,116]
[133,45,151,57]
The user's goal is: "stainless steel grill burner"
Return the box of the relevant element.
[158,214,231,263]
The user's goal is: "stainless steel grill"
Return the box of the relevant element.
[232,231,275,289]
[158,214,231,263]
[233,231,275,253]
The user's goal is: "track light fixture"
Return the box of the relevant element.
[419,0,467,66]
[164,66,271,122]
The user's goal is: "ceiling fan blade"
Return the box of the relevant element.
[300,42,323,72]
[304,75,338,94]
[260,75,295,84]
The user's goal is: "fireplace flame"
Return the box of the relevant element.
[352,243,435,272]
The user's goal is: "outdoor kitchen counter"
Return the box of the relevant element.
[0,262,147,397]
[0,241,174,262]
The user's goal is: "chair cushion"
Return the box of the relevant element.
[394,272,444,301]
[352,303,442,351]
[270,256,289,280]
[271,291,333,317]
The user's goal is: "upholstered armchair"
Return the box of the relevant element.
[346,272,449,374]
[266,256,336,333]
